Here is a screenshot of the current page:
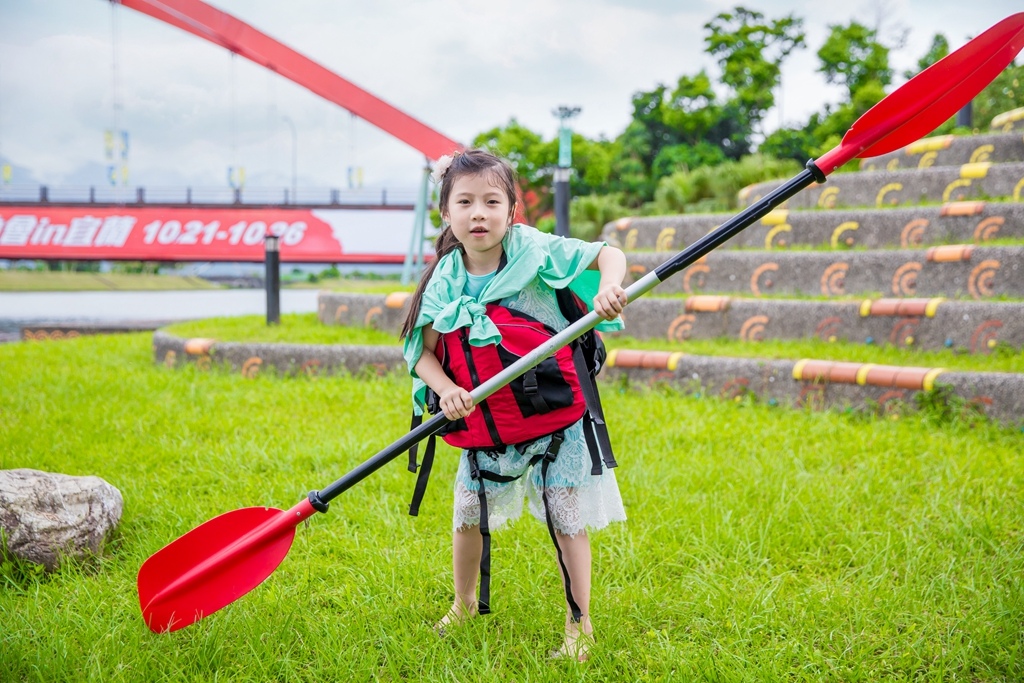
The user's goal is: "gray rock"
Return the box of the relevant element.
[0,469,123,571]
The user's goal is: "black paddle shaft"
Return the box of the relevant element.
[654,163,824,281]
[309,160,826,512]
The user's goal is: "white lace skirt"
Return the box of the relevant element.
[451,418,626,537]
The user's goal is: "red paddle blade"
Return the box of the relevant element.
[817,12,1024,173]
[138,499,317,632]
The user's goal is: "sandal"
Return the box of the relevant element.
[433,600,478,637]
[549,626,595,662]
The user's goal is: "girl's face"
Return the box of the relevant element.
[442,171,514,271]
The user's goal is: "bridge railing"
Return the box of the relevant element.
[0,184,420,207]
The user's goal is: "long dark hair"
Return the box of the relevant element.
[399,149,518,339]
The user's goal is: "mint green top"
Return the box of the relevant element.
[402,224,623,413]
[463,269,497,299]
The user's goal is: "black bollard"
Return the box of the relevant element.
[956,100,973,128]
[264,234,280,325]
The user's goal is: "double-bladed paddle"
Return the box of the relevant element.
[139,12,1024,632]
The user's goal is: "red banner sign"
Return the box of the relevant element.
[0,206,417,262]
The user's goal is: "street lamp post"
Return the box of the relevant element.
[553,106,580,238]
[281,115,297,204]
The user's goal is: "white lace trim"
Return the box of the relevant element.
[452,466,625,537]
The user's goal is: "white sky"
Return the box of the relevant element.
[0,0,1020,192]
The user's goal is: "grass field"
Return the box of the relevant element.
[1,332,1021,682]
[0,271,222,291]
[0,271,415,293]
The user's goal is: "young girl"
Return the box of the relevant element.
[400,148,627,661]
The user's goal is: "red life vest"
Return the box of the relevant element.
[430,303,586,449]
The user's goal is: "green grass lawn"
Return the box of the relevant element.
[164,313,400,346]
[164,313,1024,375]
[1,333,1021,682]
[0,271,415,293]
[0,271,221,291]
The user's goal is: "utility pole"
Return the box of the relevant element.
[553,106,580,238]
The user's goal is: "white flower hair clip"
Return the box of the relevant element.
[430,152,458,184]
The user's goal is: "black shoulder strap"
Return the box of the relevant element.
[555,287,617,472]
[571,344,617,471]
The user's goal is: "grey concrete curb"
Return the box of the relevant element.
[151,324,1024,428]
[316,292,409,333]
[626,245,1024,299]
[992,107,1024,133]
[600,202,1024,252]
[741,161,1024,210]
[21,320,173,341]
[600,353,1024,427]
[858,131,1024,172]
[152,330,405,378]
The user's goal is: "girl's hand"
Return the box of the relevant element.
[593,284,627,320]
[439,386,475,420]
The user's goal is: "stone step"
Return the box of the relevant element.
[612,296,1024,353]
[315,292,1024,354]
[740,161,1024,210]
[153,330,406,378]
[625,244,1024,299]
[858,131,1024,172]
[601,349,1023,427]
[601,201,1024,252]
[992,107,1024,132]
[153,328,1024,428]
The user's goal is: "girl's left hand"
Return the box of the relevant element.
[593,284,627,320]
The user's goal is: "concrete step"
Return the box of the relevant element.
[611,296,1024,353]
[315,291,1024,354]
[601,349,1023,427]
[740,161,1024,210]
[992,107,1024,132]
[858,131,1024,172]
[601,201,1024,252]
[153,329,406,378]
[625,244,1024,299]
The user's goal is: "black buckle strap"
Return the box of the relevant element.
[468,451,493,615]
[538,431,583,623]
[522,368,552,414]
[469,430,572,619]
[571,345,618,472]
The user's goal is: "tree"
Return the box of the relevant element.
[973,62,1024,129]
[703,7,806,151]
[610,6,806,204]
[904,33,949,80]
[473,119,554,225]
[758,127,817,165]
[817,22,892,98]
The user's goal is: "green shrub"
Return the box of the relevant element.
[652,154,802,213]
[569,192,633,242]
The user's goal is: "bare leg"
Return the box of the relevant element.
[435,525,482,633]
[551,531,595,661]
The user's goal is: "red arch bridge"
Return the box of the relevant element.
[1,0,463,266]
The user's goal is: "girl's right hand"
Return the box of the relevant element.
[439,386,475,420]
